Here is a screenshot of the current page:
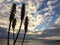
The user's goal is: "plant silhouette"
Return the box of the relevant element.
[12,18,17,42]
[21,4,25,22]
[21,16,28,45]
[13,3,25,45]
[10,3,16,14]
[7,3,16,45]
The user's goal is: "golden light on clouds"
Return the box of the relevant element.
[27,30,43,35]
[14,0,20,2]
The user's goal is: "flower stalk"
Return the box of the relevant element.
[21,16,28,45]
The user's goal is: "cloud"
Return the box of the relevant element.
[0,0,60,40]
[49,17,60,29]
[35,0,60,30]
[33,17,60,39]
[0,0,46,31]
[14,0,20,2]
[0,0,2,3]
[47,0,58,6]
[27,17,60,36]
[55,17,60,25]
[0,0,60,32]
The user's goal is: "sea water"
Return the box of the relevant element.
[0,39,60,45]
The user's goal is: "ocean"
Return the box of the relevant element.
[0,39,60,45]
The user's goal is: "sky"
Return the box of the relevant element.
[0,0,60,40]
[0,0,60,32]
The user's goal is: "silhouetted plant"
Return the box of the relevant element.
[21,4,25,22]
[10,3,16,14]
[12,18,17,41]
[13,3,25,45]
[9,13,15,22]
[7,3,16,45]
[21,16,28,45]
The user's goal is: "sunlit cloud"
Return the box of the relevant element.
[14,0,20,2]
[48,16,60,29]
[55,17,60,25]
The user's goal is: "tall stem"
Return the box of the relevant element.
[13,21,22,45]
[13,28,14,40]
[7,21,11,45]
[13,28,14,45]
[21,32,26,45]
